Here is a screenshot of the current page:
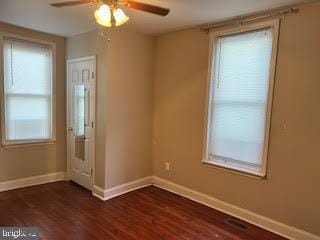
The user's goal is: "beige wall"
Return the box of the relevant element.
[0,22,66,182]
[105,29,154,188]
[153,2,320,236]
[67,28,154,189]
[2,2,319,235]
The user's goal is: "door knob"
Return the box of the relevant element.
[68,127,73,132]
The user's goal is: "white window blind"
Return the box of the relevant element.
[207,28,274,174]
[3,37,53,142]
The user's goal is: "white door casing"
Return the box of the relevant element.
[67,56,96,190]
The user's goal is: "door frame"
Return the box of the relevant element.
[66,55,96,191]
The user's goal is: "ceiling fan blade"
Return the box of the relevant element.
[50,0,98,7]
[124,1,170,16]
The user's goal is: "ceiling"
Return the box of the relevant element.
[0,0,315,37]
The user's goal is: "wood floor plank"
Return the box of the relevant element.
[0,181,288,240]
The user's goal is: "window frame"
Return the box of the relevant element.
[202,19,280,178]
[0,33,56,147]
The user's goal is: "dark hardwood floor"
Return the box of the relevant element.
[0,181,287,240]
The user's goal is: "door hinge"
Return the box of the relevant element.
[92,72,94,79]
[91,168,93,176]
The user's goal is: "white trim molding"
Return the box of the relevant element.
[2,173,318,240]
[202,19,280,178]
[152,176,320,240]
[0,32,57,147]
[92,176,320,239]
[92,185,106,201]
[92,176,153,201]
[0,172,66,193]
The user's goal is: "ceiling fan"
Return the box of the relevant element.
[50,0,170,27]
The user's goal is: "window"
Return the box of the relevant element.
[203,20,279,177]
[1,36,55,145]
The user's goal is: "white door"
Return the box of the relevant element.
[67,57,96,190]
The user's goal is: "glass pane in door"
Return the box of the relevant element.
[75,85,85,160]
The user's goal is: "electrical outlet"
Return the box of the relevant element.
[165,162,170,171]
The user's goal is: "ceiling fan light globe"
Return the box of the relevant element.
[94,4,112,27]
[95,18,112,27]
[113,8,130,27]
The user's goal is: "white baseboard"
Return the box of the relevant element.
[0,172,66,192]
[152,176,320,240]
[92,185,106,201]
[2,172,313,240]
[93,176,153,201]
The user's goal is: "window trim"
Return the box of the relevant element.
[0,32,56,147]
[202,19,280,178]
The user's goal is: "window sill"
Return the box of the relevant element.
[2,140,56,149]
[201,160,266,180]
